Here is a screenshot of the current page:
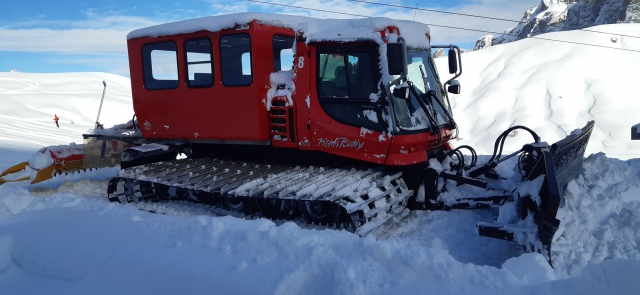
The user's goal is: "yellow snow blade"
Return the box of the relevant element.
[0,162,31,185]
[0,159,86,185]
[0,162,29,177]
[30,163,56,185]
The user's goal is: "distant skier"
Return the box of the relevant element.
[54,114,59,128]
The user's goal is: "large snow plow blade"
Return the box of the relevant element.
[0,144,84,185]
[428,121,595,263]
[0,162,31,184]
[476,121,594,251]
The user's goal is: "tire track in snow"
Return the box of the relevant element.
[0,78,39,93]
[583,79,609,149]
[0,114,82,149]
[545,84,566,137]
[0,77,102,95]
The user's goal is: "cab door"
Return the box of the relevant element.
[308,43,392,164]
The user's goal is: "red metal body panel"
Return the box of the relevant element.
[305,44,391,164]
[386,129,452,166]
[127,22,295,141]
[290,42,315,150]
[126,20,452,167]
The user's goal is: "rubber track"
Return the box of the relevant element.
[107,157,412,236]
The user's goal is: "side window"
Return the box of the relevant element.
[273,35,295,72]
[316,45,384,131]
[318,53,348,98]
[185,38,213,88]
[142,41,179,90]
[220,34,252,86]
[318,52,376,100]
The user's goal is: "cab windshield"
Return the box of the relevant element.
[389,49,452,133]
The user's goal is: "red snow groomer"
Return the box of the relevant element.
[0,13,593,263]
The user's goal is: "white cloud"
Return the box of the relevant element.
[0,0,539,54]
[0,28,128,53]
[46,54,131,76]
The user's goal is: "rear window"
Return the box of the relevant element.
[220,34,252,86]
[273,35,294,72]
[185,38,214,88]
[142,41,179,90]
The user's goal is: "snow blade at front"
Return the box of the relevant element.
[476,121,594,262]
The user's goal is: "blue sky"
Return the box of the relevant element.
[0,0,540,76]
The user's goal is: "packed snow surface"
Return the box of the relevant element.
[1,24,640,293]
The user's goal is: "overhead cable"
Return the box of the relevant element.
[350,0,640,40]
[246,0,640,53]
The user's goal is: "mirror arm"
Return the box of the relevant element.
[431,44,463,88]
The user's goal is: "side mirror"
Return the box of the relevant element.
[387,39,408,76]
[393,86,410,99]
[448,48,458,74]
[447,80,461,94]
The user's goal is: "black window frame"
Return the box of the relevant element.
[273,35,295,72]
[142,41,180,90]
[219,33,253,87]
[316,44,380,102]
[184,37,214,88]
[315,43,386,132]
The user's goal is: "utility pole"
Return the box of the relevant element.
[95,81,107,129]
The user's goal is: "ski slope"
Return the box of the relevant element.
[1,24,640,294]
[0,72,133,151]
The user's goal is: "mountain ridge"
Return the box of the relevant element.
[473,0,640,50]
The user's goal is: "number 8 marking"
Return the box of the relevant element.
[298,56,305,69]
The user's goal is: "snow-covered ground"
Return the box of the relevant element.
[1,24,640,294]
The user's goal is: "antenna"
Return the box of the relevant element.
[95,81,107,129]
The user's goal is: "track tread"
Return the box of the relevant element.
[109,157,413,235]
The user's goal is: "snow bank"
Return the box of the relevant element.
[552,153,640,277]
[502,253,557,284]
[438,23,640,160]
[1,166,640,294]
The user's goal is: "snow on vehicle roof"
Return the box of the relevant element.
[127,12,431,48]
[299,18,430,49]
[127,12,315,39]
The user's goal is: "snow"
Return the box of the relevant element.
[299,18,430,49]
[128,12,430,49]
[437,23,640,160]
[1,23,640,294]
[0,72,133,152]
[127,12,315,39]
[265,70,295,111]
[502,253,557,285]
[363,110,378,123]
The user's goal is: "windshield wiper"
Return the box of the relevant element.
[407,83,442,145]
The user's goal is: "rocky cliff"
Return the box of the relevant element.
[473,0,640,50]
